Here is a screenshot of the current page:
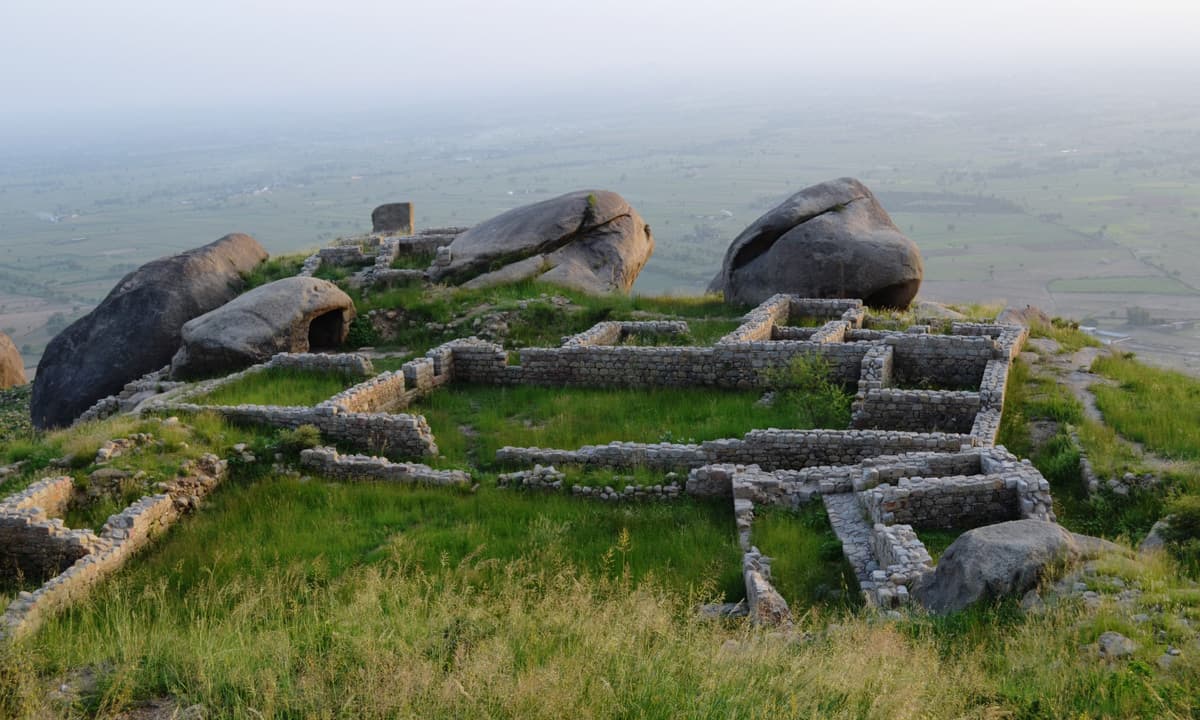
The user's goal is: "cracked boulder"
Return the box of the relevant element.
[170,277,355,379]
[709,177,923,308]
[31,233,268,428]
[429,190,654,294]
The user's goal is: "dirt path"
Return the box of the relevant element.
[1024,339,1179,474]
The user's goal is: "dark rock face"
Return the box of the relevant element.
[913,519,1118,614]
[0,332,26,389]
[371,203,414,235]
[31,234,268,428]
[429,190,654,294]
[709,178,923,308]
[170,276,355,379]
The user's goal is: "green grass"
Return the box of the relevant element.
[390,251,436,270]
[369,355,409,373]
[413,384,845,470]
[1049,275,1198,295]
[916,528,967,562]
[750,505,860,608]
[193,368,359,408]
[1092,353,1200,461]
[619,320,741,346]
[6,491,1200,718]
[343,280,744,356]
[1029,318,1102,354]
[313,263,354,283]
[997,358,1083,458]
[241,253,307,290]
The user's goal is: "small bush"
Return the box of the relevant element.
[346,315,381,347]
[1162,495,1200,544]
[760,355,852,428]
[276,424,322,455]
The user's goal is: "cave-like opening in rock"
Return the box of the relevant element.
[307,310,345,350]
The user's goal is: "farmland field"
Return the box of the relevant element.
[2,77,1198,374]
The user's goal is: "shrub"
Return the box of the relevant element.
[276,424,322,455]
[760,355,852,428]
[1162,495,1200,544]
[346,315,380,347]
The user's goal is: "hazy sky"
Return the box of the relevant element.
[2,0,1198,124]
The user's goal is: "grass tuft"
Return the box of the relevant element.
[193,368,358,408]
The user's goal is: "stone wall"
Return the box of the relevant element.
[266,352,374,377]
[0,507,108,584]
[885,334,995,389]
[299,447,469,486]
[163,403,438,459]
[75,367,184,426]
[496,429,974,472]
[0,475,74,517]
[859,474,1021,529]
[0,455,229,641]
[851,389,982,433]
[742,549,791,626]
[561,320,690,348]
[321,371,410,414]
[448,339,872,388]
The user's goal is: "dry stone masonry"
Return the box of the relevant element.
[0,452,228,641]
[16,289,1049,629]
[299,447,469,487]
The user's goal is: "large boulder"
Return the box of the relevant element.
[170,277,355,379]
[0,332,26,389]
[31,234,267,428]
[709,178,923,308]
[429,190,653,294]
[913,519,1120,614]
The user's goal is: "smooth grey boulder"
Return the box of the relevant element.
[170,277,356,380]
[31,233,267,428]
[371,202,413,235]
[0,331,26,389]
[430,190,653,294]
[913,519,1120,614]
[709,178,923,308]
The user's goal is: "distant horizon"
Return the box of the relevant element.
[2,61,1197,152]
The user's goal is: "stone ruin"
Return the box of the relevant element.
[299,225,466,291]
[5,286,1054,638]
[1,451,227,640]
[371,202,414,235]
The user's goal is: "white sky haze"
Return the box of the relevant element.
[1,0,1197,119]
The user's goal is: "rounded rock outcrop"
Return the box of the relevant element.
[0,332,27,389]
[912,519,1120,614]
[709,177,923,308]
[31,233,268,428]
[170,276,356,380]
[429,190,654,294]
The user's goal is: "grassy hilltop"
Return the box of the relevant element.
[2,278,1200,718]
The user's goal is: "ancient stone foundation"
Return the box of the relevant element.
[25,289,1044,629]
[0,454,228,641]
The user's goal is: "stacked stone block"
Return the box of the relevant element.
[1,453,230,641]
[299,447,469,487]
